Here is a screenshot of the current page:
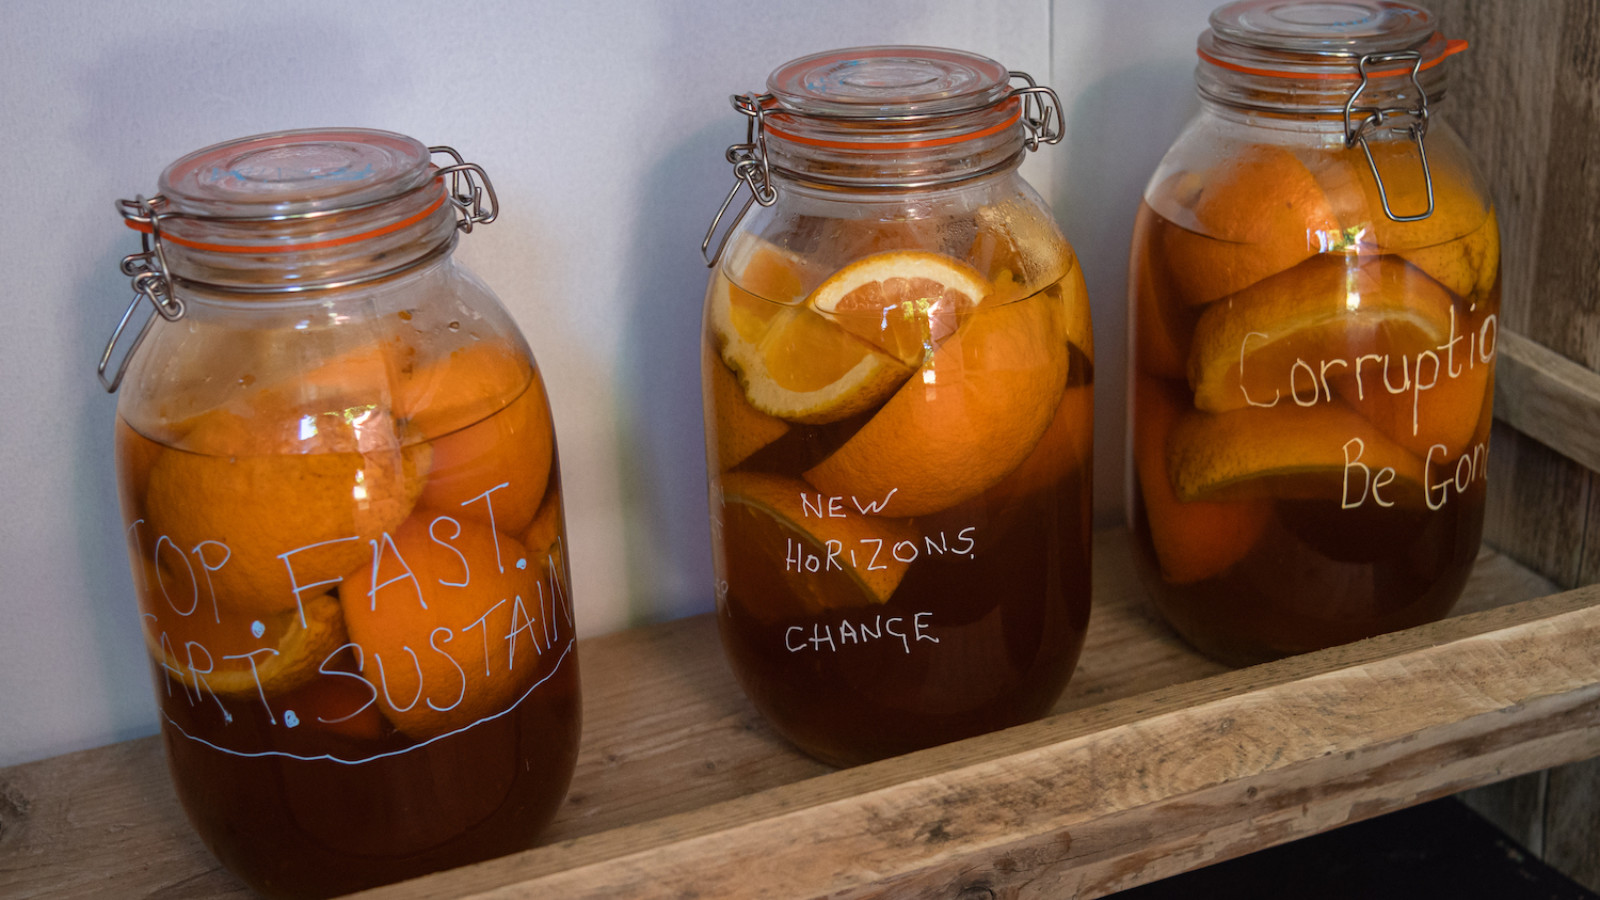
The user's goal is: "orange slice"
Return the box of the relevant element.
[144,380,431,618]
[1129,204,1194,380]
[969,201,1074,291]
[717,472,916,623]
[1132,376,1269,584]
[803,292,1070,517]
[1402,207,1500,306]
[709,258,912,424]
[140,567,348,699]
[415,368,553,536]
[1318,138,1498,304]
[984,383,1092,512]
[1167,400,1425,504]
[807,250,993,369]
[395,340,533,441]
[703,340,789,471]
[520,481,565,559]
[1159,146,1343,306]
[1188,254,1455,413]
[340,513,558,739]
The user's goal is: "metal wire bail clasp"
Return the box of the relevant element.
[430,146,499,233]
[701,92,779,267]
[98,196,186,393]
[1344,50,1434,223]
[1008,72,1065,152]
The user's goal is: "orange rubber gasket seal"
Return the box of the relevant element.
[765,103,1022,151]
[123,187,447,254]
[1198,37,1467,81]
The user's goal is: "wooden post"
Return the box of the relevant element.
[1429,0,1600,886]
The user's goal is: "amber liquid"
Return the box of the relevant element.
[1128,198,1498,666]
[116,353,579,899]
[706,268,1093,766]
[157,654,579,898]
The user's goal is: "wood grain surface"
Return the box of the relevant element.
[0,533,1578,900]
[1420,2,1600,887]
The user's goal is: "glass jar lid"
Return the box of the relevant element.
[158,128,438,220]
[1211,1,1436,59]
[699,46,1064,265]
[114,128,502,297]
[766,46,1014,121]
[1198,0,1463,87]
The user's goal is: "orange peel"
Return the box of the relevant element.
[1188,254,1456,413]
[803,293,1070,518]
[1132,376,1269,585]
[1159,146,1342,306]
[717,471,916,622]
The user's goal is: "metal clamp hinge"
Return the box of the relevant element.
[1344,50,1434,223]
[99,196,185,393]
[702,92,779,267]
[1008,72,1064,151]
[431,146,499,233]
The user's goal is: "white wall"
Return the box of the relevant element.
[0,0,1216,766]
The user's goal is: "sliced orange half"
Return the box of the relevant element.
[1188,254,1455,413]
[1132,375,1270,585]
[141,579,348,699]
[804,293,1070,518]
[1159,145,1343,307]
[703,339,789,471]
[1402,207,1500,307]
[1167,401,1426,505]
[807,250,993,369]
[1315,139,1499,305]
[709,248,913,425]
[717,471,916,623]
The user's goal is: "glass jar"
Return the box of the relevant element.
[1127,2,1499,666]
[700,47,1093,766]
[100,129,580,898]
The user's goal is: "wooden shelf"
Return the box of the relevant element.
[2,530,1597,899]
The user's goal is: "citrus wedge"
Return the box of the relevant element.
[703,339,789,471]
[144,375,431,618]
[1318,139,1498,305]
[709,263,912,425]
[717,471,916,622]
[141,574,348,699]
[807,250,992,369]
[1167,400,1426,505]
[1129,204,1194,380]
[415,367,553,536]
[1188,254,1455,413]
[340,513,554,739]
[1159,145,1343,306]
[394,339,533,440]
[1402,207,1500,306]
[969,201,1073,291]
[1132,376,1269,584]
[804,293,1070,518]
[984,383,1093,512]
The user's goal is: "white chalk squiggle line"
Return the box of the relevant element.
[162,639,575,765]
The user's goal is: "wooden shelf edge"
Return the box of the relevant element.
[1494,328,1600,472]
[358,583,1600,900]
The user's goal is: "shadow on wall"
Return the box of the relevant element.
[614,116,731,625]
[1053,58,1198,527]
[68,13,401,750]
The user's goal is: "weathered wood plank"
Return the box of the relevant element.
[1493,330,1600,476]
[0,534,1566,900]
[1547,757,1600,892]
[357,584,1600,899]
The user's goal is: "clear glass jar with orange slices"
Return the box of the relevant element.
[700,47,1093,766]
[99,129,579,898]
[1127,2,1499,666]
